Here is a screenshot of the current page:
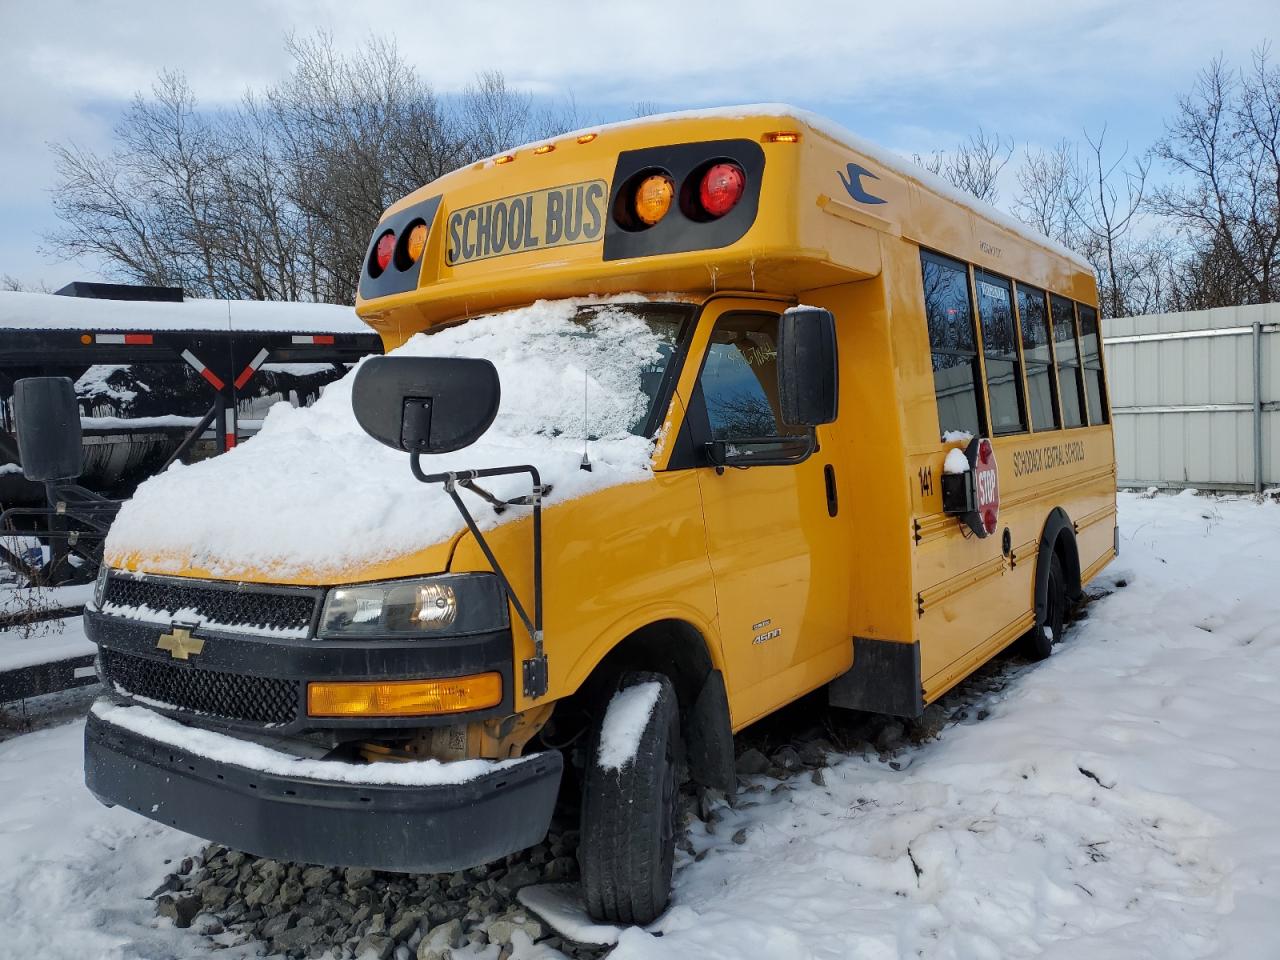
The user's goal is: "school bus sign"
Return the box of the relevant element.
[445,179,607,266]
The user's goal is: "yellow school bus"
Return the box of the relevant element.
[80,105,1116,926]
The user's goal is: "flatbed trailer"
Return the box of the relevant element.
[0,286,381,702]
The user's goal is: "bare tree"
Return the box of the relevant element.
[1014,140,1082,246]
[1011,130,1161,318]
[45,33,571,304]
[1151,46,1280,305]
[2,275,52,293]
[915,128,1014,204]
[1068,125,1150,319]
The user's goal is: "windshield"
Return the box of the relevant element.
[433,298,692,440]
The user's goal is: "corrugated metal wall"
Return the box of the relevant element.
[1105,303,1279,490]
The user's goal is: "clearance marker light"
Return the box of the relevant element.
[576,133,598,144]
[307,673,503,717]
[533,144,555,155]
[764,131,801,143]
[493,154,515,165]
[634,173,675,225]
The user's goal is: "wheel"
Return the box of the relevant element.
[579,671,682,925]
[1022,551,1066,661]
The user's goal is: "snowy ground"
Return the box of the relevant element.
[0,580,94,671]
[2,490,1278,959]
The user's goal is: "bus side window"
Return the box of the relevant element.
[921,251,986,439]
[975,271,1027,435]
[1017,283,1060,430]
[1076,304,1108,425]
[1050,294,1087,428]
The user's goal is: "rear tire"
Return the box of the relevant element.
[579,671,681,925]
[1022,551,1066,661]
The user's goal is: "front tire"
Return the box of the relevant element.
[579,671,681,925]
[1022,551,1066,661]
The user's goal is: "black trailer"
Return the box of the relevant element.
[0,284,381,703]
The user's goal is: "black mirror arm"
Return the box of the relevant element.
[704,433,816,468]
[409,456,549,699]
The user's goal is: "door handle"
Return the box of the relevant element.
[824,464,838,517]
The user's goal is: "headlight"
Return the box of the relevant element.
[92,564,110,609]
[318,574,508,639]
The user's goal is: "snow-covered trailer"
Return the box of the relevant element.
[0,285,380,701]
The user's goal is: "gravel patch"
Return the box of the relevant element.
[152,645,1039,957]
[154,830,606,960]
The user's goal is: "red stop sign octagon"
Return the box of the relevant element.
[974,437,999,536]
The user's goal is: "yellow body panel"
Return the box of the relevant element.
[118,108,1115,734]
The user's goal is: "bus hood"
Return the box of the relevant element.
[103,295,663,585]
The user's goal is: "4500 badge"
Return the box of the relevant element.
[447,180,607,266]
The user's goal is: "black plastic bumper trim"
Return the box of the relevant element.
[84,707,563,874]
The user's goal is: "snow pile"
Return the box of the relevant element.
[82,415,202,430]
[75,364,143,405]
[600,491,1280,960]
[596,681,662,771]
[105,295,669,579]
[92,702,533,786]
[0,290,367,333]
[6,492,1280,959]
[518,884,623,946]
[942,447,970,474]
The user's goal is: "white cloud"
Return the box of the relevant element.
[0,0,1277,287]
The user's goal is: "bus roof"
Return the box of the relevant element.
[494,103,1091,272]
[356,104,1094,339]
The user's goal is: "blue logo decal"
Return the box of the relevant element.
[837,163,886,205]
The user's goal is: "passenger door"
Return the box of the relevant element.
[678,299,850,728]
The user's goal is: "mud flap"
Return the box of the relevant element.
[685,669,736,794]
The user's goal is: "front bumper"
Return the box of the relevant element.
[85,704,564,873]
[84,606,516,733]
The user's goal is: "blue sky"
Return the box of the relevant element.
[2,0,1277,290]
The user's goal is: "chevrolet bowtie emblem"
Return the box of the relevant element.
[156,626,204,660]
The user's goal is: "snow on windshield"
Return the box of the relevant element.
[104,295,683,580]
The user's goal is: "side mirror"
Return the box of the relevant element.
[352,356,500,455]
[777,306,839,427]
[13,377,83,482]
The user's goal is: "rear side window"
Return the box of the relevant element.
[1017,284,1060,430]
[1051,294,1086,428]
[922,252,985,439]
[975,271,1026,435]
[1077,304,1108,425]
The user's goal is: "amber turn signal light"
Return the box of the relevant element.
[634,173,675,226]
[405,222,428,264]
[307,673,502,717]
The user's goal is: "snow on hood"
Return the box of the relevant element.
[105,295,672,580]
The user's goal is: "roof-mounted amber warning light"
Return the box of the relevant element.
[576,132,598,144]
[763,131,801,144]
[533,144,555,155]
[635,174,675,226]
[493,154,515,165]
